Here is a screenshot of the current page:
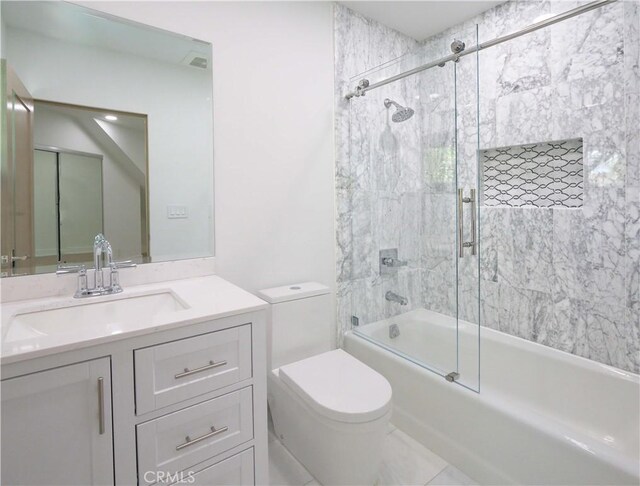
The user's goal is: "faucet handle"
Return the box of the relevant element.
[56,263,86,275]
[57,264,89,297]
[381,257,408,267]
[108,260,136,293]
[109,260,137,269]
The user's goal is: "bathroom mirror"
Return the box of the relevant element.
[0,1,214,277]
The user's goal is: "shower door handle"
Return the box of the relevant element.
[458,188,477,258]
[469,188,477,256]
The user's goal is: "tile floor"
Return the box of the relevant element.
[268,420,476,486]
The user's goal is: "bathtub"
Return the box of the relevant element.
[343,308,640,485]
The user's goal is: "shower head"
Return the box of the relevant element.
[384,98,415,122]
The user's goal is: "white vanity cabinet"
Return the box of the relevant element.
[1,357,114,486]
[1,279,269,486]
[134,324,253,415]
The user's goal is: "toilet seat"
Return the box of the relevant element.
[278,349,392,424]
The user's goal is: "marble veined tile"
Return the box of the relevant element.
[422,268,457,318]
[553,188,626,306]
[455,49,480,108]
[625,185,640,309]
[396,268,424,315]
[374,192,422,266]
[350,275,386,326]
[336,281,353,347]
[494,27,552,98]
[627,304,640,373]
[577,300,638,372]
[350,191,375,280]
[626,93,640,188]
[549,1,624,85]
[478,208,502,283]
[624,0,640,94]
[496,284,556,343]
[458,282,480,325]
[495,86,554,148]
[497,208,554,293]
[479,280,501,331]
[334,4,418,83]
[541,295,639,371]
[480,0,552,42]
[421,193,456,272]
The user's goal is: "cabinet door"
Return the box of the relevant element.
[1,358,114,486]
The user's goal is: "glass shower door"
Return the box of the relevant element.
[419,57,460,379]
[344,27,481,392]
[453,25,481,392]
[344,56,463,381]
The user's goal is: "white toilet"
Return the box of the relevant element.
[257,282,392,486]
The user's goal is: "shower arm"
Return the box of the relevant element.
[344,0,616,99]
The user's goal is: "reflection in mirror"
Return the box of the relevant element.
[1,1,214,277]
[32,102,149,274]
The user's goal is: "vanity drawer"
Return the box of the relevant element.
[135,324,252,414]
[170,448,254,485]
[137,387,254,485]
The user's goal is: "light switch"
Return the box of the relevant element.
[167,205,188,219]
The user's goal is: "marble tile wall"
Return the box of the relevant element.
[335,1,639,373]
[334,4,421,344]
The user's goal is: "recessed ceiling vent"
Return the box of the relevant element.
[182,51,208,69]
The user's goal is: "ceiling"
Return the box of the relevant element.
[36,102,146,132]
[339,1,504,41]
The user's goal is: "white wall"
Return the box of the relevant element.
[82,2,337,318]
[0,13,6,58]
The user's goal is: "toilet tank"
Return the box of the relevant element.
[257,282,333,370]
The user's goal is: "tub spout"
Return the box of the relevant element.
[385,291,408,305]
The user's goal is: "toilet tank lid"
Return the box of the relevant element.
[257,282,330,304]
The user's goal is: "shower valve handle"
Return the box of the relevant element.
[381,257,407,267]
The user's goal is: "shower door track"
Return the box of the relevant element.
[344,0,616,99]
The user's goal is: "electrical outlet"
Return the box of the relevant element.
[167,205,188,219]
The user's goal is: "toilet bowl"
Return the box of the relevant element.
[257,283,392,485]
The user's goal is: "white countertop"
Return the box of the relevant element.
[1,275,268,365]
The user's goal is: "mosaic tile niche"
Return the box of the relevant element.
[481,138,584,208]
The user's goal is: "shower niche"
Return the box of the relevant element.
[481,138,584,208]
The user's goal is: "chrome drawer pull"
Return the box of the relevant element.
[174,360,227,379]
[176,426,229,451]
[98,377,105,435]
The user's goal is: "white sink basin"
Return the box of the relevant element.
[5,291,188,342]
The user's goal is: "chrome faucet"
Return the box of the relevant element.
[93,234,107,289]
[57,233,136,298]
[385,291,408,306]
